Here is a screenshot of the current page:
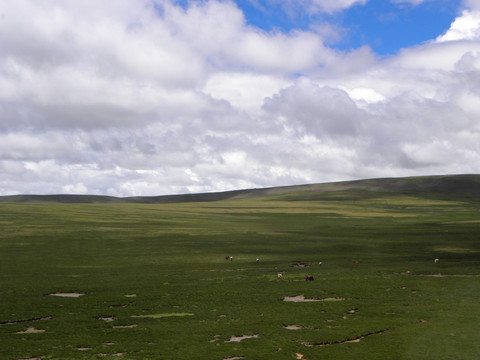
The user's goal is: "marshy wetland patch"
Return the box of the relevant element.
[301,328,390,347]
[0,316,51,326]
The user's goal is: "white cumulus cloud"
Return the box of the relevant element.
[436,10,480,42]
[0,0,480,196]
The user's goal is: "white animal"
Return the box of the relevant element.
[256,258,260,263]
[434,258,439,263]
[318,261,322,266]
[277,273,283,278]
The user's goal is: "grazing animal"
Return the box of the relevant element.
[353,260,359,264]
[225,256,230,261]
[230,256,233,261]
[305,275,314,281]
[318,261,322,266]
[256,258,260,263]
[434,258,439,263]
[277,273,283,278]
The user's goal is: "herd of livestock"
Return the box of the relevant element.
[224,256,441,281]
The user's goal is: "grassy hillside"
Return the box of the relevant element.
[1,175,480,359]
[1,174,480,203]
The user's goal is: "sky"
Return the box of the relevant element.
[1,0,480,196]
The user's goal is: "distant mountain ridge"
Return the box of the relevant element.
[1,174,480,204]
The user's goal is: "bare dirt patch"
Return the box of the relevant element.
[283,325,304,330]
[48,292,85,298]
[99,317,115,322]
[284,295,320,302]
[225,334,260,342]
[283,295,345,302]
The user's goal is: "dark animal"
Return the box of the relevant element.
[305,275,314,281]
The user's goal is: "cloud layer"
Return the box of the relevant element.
[1,0,480,196]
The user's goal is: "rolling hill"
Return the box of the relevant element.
[1,174,479,203]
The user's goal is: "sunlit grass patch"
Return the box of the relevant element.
[434,247,480,254]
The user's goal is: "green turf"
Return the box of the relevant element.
[1,183,480,359]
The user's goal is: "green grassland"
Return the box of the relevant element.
[1,176,480,359]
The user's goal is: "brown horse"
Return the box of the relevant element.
[305,275,314,281]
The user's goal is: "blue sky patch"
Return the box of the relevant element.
[230,0,462,55]
[336,0,462,54]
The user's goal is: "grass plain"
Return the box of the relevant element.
[1,176,480,359]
